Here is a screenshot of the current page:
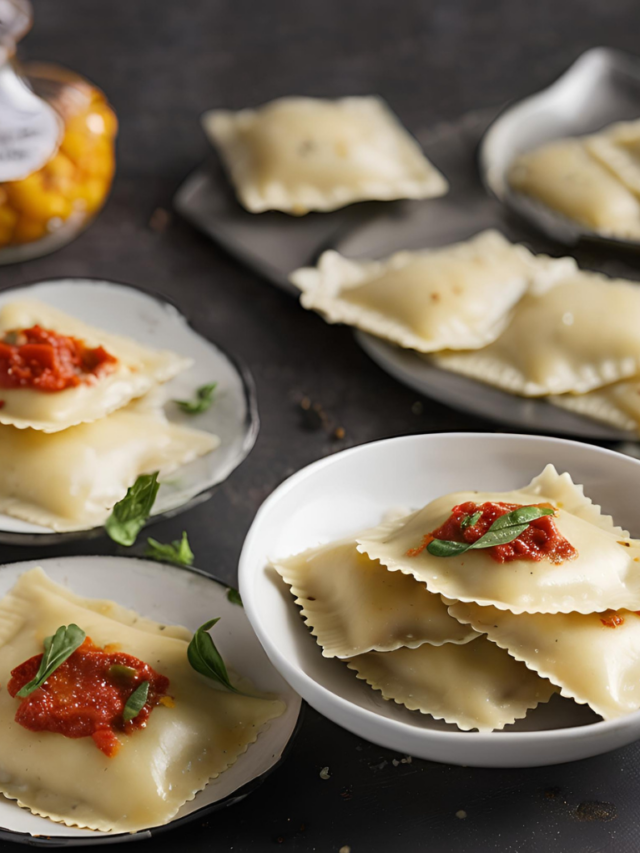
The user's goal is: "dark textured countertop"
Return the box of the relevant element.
[4,1,640,850]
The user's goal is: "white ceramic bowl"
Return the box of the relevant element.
[0,556,301,845]
[239,432,640,768]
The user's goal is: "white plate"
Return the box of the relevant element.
[480,47,640,248]
[239,432,640,768]
[0,279,259,544]
[0,555,301,845]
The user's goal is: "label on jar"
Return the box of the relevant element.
[0,62,63,182]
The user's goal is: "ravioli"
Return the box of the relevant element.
[357,465,640,614]
[272,537,477,658]
[347,636,557,731]
[508,137,640,238]
[203,95,448,215]
[0,391,218,532]
[434,271,640,396]
[587,120,640,198]
[0,300,191,432]
[448,600,640,720]
[550,378,640,433]
[292,230,576,353]
[0,568,285,833]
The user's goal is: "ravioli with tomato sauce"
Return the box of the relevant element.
[357,464,640,614]
[0,568,285,833]
[0,300,190,431]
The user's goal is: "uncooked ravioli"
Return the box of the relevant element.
[292,230,576,353]
[203,95,448,214]
[434,271,640,396]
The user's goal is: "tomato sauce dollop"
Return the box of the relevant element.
[8,638,170,757]
[0,326,117,392]
[416,501,577,564]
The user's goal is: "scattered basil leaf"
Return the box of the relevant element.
[145,531,194,566]
[427,506,555,558]
[187,618,240,693]
[460,510,482,530]
[106,472,160,546]
[122,680,150,723]
[17,624,86,698]
[226,587,243,606]
[174,382,217,415]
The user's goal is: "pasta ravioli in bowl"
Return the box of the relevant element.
[0,556,300,843]
[240,432,640,767]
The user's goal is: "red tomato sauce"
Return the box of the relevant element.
[600,611,625,628]
[8,638,170,757]
[0,326,117,392]
[409,501,577,564]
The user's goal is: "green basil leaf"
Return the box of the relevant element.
[187,618,240,693]
[145,531,194,566]
[460,510,482,530]
[426,538,471,557]
[425,505,556,559]
[174,383,217,415]
[16,624,86,698]
[226,587,243,606]
[106,472,160,546]
[122,680,150,723]
[108,664,137,683]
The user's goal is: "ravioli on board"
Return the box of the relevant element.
[203,95,448,215]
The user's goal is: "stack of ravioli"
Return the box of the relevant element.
[274,465,640,731]
[0,300,217,532]
[292,228,640,437]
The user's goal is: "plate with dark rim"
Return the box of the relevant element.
[0,278,259,544]
[0,555,302,846]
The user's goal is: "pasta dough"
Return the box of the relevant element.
[347,636,557,731]
[508,137,640,239]
[0,568,285,833]
[356,465,640,614]
[203,96,448,215]
[550,378,640,433]
[587,120,640,198]
[292,230,576,352]
[0,300,191,432]
[0,391,218,532]
[448,600,640,720]
[434,271,640,395]
[272,537,477,658]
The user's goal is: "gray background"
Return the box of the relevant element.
[3,1,640,850]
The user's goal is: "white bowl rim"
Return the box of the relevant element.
[239,431,640,746]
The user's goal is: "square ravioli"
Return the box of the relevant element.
[272,536,477,658]
[347,637,557,731]
[0,568,285,833]
[0,391,218,532]
[356,465,640,614]
[448,601,640,720]
[434,270,640,396]
[203,95,448,215]
[550,378,640,434]
[508,138,640,238]
[291,230,576,352]
[587,120,640,199]
[0,300,191,431]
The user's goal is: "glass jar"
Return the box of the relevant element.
[0,0,117,263]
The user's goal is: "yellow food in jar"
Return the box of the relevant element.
[0,87,117,248]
